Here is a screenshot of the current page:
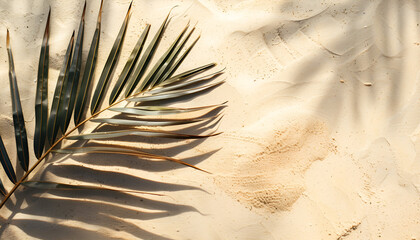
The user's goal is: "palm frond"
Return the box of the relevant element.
[0,2,225,211]
[127,81,224,102]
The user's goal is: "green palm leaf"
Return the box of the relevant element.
[137,23,190,92]
[124,11,171,96]
[74,0,103,125]
[6,30,29,172]
[159,35,201,83]
[128,81,224,102]
[109,24,150,104]
[154,27,197,86]
[160,62,217,86]
[33,9,50,159]
[0,135,16,184]
[47,33,75,144]
[0,180,6,196]
[90,2,132,114]
[0,3,225,212]
[58,2,86,133]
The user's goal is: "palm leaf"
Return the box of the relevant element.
[58,2,86,133]
[109,24,151,104]
[33,9,50,159]
[74,0,103,125]
[160,63,217,86]
[137,23,190,91]
[6,30,29,172]
[0,4,225,213]
[47,33,75,144]
[0,135,16,184]
[149,69,224,94]
[159,34,201,83]
[124,11,171,97]
[90,2,132,114]
[128,81,224,102]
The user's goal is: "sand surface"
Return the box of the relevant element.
[0,0,420,239]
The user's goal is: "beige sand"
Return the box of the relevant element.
[0,0,420,239]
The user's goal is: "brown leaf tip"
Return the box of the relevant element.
[82,1,87,21]
[71,30,75,41]
[97,0,104,23]
[6,29,10,48]
[126,1,133,17]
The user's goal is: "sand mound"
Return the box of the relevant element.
[217,111,333,213]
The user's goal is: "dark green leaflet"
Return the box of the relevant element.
[0,180,6,196]
[74,0,103,125]
[137,24,190,92]
[128,81,224,102]
[149,70,224,94]
[47,33,75,144]
[90,2,132,114]
[0,135,17,184]
[154,27,197,86]
[58,3,85,133]
[109,24,150,104]
[159,36,200,82]
[124,12,171,97]
[160,63,217,86]
[6,30,29,172]
[34,9,50,159]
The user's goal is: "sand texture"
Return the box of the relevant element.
[0,0,420,239]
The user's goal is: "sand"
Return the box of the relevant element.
[0,0,420,239]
